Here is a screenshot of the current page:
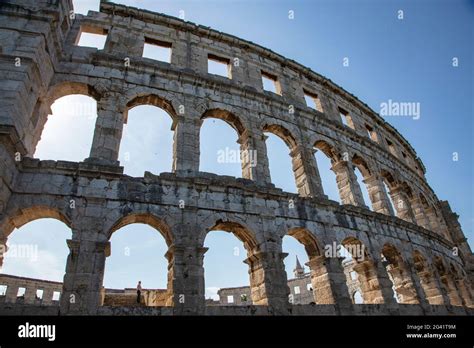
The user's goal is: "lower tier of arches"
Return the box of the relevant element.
[0,163,472,315]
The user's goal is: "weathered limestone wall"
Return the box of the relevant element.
[0,0,472,316]
[0,274,62,306]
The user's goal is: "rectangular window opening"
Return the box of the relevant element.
[36,289,44,300]
[386,139,398,157]
[52,291,61,301]
[17,287,26,298]
[227,295,234,304]
[143,38,172,63]
[339,107,354,129]
[261,71,281,95]
[294,286,301,295]
[207,54,230,78]
[304,90,323,112]
[366,124,378,142]
[76,26,108,49]
[0,285,7,296]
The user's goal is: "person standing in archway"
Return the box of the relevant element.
[136,281,142,304]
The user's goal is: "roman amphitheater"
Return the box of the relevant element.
[0,0,472,316]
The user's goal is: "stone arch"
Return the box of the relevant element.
[380,172,415,223]
[199,108,250,179]
[287,227,321,259]
[433,255,463,306]
[312,139,343,202]
[263,124,298,149]
[351,154,373,208]
[380,169,397,189]
[31,81,101,157]
[263,123,305,194]
[105,212,174,306]
[125,94,178,124]
[448,262,473,307]
[412,250,445,305]
[107,212,173,246]
[0,205,72,273]
[204,219,258,254]
[202,218,287,307]
[285,227,331,304]
[118,93,178,175]
[341,236,371,261]
[0,205,71,240]
[352,154,371,178]
[313,143,366,207]
[340,236,393,304]
[201,109,246,136]
[314,139,340,162]
[352,290,364,304]
[46,81,102,105]
[380,243,419,304]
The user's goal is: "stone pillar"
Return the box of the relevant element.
[363,174,394,215]
[60,239,110,315]
[454,277,473,308]
[42,288,54,306]
[436,270,463,306]
[307,256,353,313]
[244,251,290,313]
[238,128,271,185]
[352,259,398,306]
[331,161,365,206]
[416,269,446,305]
[0,236,7,270]
[410,196,431,229]
[383,253,421,304]
[88,94,125,165]
[391,258,428,305]
[425,206,441,234]
[411,253,446,306]
[167,245,207,315]
[429,266,453,306]
[318,93,343,124]
[288,145,325,198]
[173,117,201,175]
[4,283,18,304]
[388,186,415,223]
[24,286,36,305]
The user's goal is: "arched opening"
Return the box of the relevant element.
[119,96,176,177]
[449,263,473,307]
[103,214,173,307]
[0,216,70,306]
[341,237,391,304]
[200,110,245,178]
[262,124,300,193]
[412,250,444,305]
[34,94,97,161]
[420,195,438,232]
[380,244,419,304]
[203,221,259,306]
[381,171,397,215]
[283,228,320,304]
[433,256,463,306]
[352,155,372,210]
[314,141,340,203]
[264,132,297,193]
[353,290,364,304]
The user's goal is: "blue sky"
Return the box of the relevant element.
[2,0,472,301]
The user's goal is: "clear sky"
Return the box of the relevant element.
[1,0,472,302]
